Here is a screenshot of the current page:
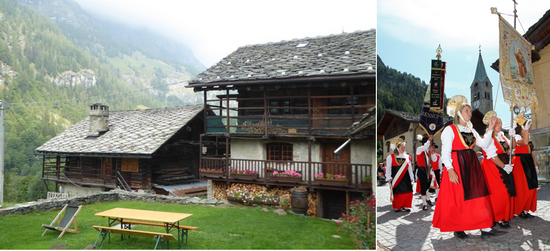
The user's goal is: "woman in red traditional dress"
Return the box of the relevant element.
[432,95,506,240]
[479,112,515,228]
[511,115,538,219]
[385,138,413,212]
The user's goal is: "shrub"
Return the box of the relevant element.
[338,194,376,249]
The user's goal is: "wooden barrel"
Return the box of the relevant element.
[291,190,308,215]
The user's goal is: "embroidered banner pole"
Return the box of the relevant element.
[494,9,540,114]
[419,45,445,136]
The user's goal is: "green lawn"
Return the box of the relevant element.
[0,200,358,249]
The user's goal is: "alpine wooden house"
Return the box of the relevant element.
[36,104,205,195]
[188,29,376,218]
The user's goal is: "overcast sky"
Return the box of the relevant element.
[74,0,376,68]
[378,0,550,128]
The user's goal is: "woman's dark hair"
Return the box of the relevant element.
[515,122,524,136]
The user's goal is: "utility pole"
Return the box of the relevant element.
[513,0,518,29]
[0,101,4,207]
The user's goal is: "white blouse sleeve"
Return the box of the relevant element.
[483,138,498,159]
[385,155,393,181]
[407,155,414,181]
[474,129,493,149]
[441,126,454,169]
[416,140,430,155]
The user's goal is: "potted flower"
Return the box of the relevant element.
[271,170,302,182]
[361,176,372,187]
[226,187,279,206]
[199,167,224,177]
[230,168,259,179]
[314,172,350,185]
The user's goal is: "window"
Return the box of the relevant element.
[269,99,292,115]
[267,143,293,161]
[121,158,139,172]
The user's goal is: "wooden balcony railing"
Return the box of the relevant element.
[200,157,372,191]
[42,161,145,190]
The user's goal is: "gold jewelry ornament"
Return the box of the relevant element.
[513,111,528,128]
[446,95,469,118]
[390,137,405,152]
[482,111,497,125]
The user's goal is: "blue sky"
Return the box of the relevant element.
[378,0,550,129]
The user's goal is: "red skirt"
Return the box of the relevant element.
[432,167,493,232]
[480,158,513,221]
[392,192,412,209]
[512,156,537,214]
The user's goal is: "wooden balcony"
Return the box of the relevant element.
[204,89,374,138]
[199,157,372,192]
[42,158,149,190]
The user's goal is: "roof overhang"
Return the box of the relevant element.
[188,73,375,92]
[36,152,153,159]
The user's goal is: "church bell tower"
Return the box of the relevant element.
[470,49,493,114]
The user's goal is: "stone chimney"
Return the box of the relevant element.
[88,103,109,137]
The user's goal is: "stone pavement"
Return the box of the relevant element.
[376,182,550,250]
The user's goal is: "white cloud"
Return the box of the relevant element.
[75,0,376,67]
[378,0,550,51]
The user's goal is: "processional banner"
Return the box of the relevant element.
[498,14,540,113]
[419,59,445,136]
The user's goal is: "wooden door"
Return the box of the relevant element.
[101,158,112,180]
[322,142,351,177]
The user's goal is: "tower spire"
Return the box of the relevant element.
[474,49,488,82]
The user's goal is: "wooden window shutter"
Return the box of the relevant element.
[121,158,139,172]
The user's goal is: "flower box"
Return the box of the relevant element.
[271,175,301,183]
[315,178,350,185]
[200,171,225,178]
[361,182,372,188]
[230,173,260,180]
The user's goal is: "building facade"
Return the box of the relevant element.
[188,30,376,218]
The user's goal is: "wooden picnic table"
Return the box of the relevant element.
[95,207,193,249]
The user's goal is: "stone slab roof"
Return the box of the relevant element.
[36,105,203,156]
[347,107,375,136]
[189,29,375,86]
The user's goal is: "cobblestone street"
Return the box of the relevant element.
[376,182,550,250]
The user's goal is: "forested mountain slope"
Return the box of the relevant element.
[377,55,429,121]
[1,0,205,203]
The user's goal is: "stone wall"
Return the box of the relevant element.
[0,189,228,216]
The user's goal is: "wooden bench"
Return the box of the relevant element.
[92,225,176,250]
[122,220,198,247]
